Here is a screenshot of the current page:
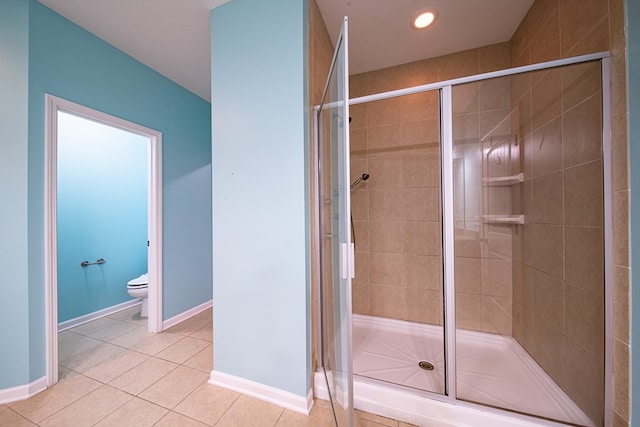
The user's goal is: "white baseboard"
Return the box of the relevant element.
[210,370,313,415]
[313,371,329,401]
[162,299,212,330]
[0,376,47,405]
[58,299,141,332]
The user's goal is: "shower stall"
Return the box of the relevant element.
[314,21,611,427]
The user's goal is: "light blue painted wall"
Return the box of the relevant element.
[627,0,639,423]
[211,0,311,396]
[57,112,148,323]
[27,0,213,333]
[0,0,213,388]
[0,0,31,389]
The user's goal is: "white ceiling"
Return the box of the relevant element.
[36,0,533,102]
[318,0,534,75]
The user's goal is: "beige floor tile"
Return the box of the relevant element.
[355,420,398,427]
[57,365,75,381]
[58,330,88,348]
[109,325,153,348]
[190,323,213,341]
[82,349,150,383]
[71,317,140,341]
[183,307,212,327]
[107,305,147,326]
[7,310,411,427]
[60,341,125,372]
[94,320,140,342]
[192,307,212,321]
[174,382,239,425]
[131,332,183,356]
[355,409,399,427]
[58,332,102,362]
[109,357,178,395]
[154,411,210,427]
[138,365,209,409]
[166,316,211,336]
[312,398,332,409]
[94,397,168,427]
[216,394,284,427]
[0,406,37,426]
[155,336,210,364]
[9,374,101,423]
[276,405,336,426]
[39,385,132,427]
[183,344,213,373]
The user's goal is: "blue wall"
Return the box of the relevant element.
[0,0,212,389]
[28,0,213,328]
[0,0,31,390]
[211,0,312,397]
[627,0,639,423]
[57,112,148,323]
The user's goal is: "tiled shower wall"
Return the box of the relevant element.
[511,60,605,424]
[510,0,629,424]
[349,91,443,324]
[452,78,516,336]
[349,44,512,326]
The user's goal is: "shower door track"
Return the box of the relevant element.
[314,50,613,426]
[348,52,609,105]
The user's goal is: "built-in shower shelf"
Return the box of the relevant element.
[482,173,524,185]
[482,215,525,224]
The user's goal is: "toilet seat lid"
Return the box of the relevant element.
[127,273,148,286]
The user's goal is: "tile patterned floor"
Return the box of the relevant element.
[1,306,413,426]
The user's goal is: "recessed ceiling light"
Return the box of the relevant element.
[412,10,438,30]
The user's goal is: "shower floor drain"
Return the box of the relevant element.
[418,361,434,371]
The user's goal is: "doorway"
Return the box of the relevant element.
[44,95,163,386]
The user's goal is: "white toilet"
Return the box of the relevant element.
[127,273,149,317]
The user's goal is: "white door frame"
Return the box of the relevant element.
[44,94,163,386]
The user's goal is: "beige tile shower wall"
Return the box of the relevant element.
[350,93,443,325]
[308,0,334,376]
[511,62,605,424]
[349,44,512,327]
[452,76,515,336]
[509,0,629,424]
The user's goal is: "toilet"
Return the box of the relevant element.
[127,273,149,317]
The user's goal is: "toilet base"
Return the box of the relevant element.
[140,298,148,318]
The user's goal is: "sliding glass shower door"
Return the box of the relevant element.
[451,61,606,427]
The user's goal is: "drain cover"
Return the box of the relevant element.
[418,361,434,371]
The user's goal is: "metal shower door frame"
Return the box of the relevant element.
[315,51,612,425]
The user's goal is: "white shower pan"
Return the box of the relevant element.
[353,314,594,426]
[315,314,595,427]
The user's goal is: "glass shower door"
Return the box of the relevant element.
[318,17,353,426]
[451,62,605,427]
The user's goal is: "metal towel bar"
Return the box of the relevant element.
[81,258,105,267]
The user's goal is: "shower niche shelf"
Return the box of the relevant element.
[482,173,524,185]
[482,215,524,225]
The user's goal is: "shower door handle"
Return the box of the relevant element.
[340,242,355,280]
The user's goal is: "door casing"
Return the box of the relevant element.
[44,94,163,386]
